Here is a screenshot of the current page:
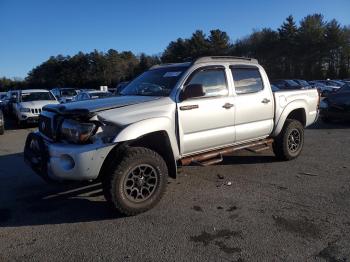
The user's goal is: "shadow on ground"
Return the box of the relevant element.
[308,120,350,129]
[221,155,277,165]
[0,153,124,227]
[3,116,37,131]
[2,118,349,227]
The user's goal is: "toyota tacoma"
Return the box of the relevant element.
[24,56,320,215]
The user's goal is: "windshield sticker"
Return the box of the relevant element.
[163,71,182,77]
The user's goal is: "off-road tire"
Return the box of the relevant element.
[273,119,304,161]
[103,147,168,216]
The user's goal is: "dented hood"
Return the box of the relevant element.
[43,96,161,116]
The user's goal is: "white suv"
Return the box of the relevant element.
[14,89,59,126]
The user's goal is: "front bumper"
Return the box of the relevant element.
[25,116,39,123]
[24,132,115,181]
[20,112,40,123]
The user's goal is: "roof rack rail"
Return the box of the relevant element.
[150,61,192,69]
[194,56,258,64]
[150,56,258,69]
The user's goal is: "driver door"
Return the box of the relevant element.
[177,66,235,155]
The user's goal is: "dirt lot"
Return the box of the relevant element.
[0,120,350,262]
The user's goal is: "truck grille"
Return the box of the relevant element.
[38,115,53,139]
[31,108,42,114]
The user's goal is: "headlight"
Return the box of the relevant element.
[20,108,31,112]
[60,119,96,144]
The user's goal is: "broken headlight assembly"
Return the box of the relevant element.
[59,119,97,144]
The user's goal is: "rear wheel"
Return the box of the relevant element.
[102,147,168,216]
[273,119,304,161]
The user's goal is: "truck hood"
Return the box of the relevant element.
[20,100,59,108]
[43,96,162,117]
[97,97,175,126]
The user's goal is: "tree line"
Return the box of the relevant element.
[1,14,349,91]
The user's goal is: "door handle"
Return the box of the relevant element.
[262,98,271,104]
[180,105,199,111]
[222,103,234,109]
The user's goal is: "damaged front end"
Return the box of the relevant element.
[24,104,122,182]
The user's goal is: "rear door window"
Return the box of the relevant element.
[231,67,264,94]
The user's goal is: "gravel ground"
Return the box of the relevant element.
[0,120,350,262]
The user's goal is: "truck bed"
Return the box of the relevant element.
[272,88,319,136]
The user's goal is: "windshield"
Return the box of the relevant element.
[121,66,188,96]
[21,92,55,102]
[90,92,112,99]
[61,89,77,96]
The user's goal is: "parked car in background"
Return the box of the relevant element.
[271,79,302,90]
[0,92,7,109]
[71,89,94,100]
[271,84,279,92]
[51,88,79,103]
[293,79,313,89]
[308,81,334,96]
[320,84,350,123]
[314,80,344,91]
[4,90,20,115]
[114,81,129,95]
[0,108,4,135]
[13,89,59,126]
[74,90,112,101]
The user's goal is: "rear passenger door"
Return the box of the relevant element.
[230,65,274,142]
[177,66,235,155]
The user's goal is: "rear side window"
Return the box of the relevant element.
[231,67,264,94]
[187,68,228,97]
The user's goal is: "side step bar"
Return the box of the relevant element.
[180,138,274,166]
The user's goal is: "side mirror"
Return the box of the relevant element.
[180,84,205,101]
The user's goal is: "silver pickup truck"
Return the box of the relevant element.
[24,56,319,215]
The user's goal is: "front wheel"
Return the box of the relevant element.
[102,147,168,216]
[273,119,304,161]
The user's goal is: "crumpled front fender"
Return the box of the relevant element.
[113,117,180,159]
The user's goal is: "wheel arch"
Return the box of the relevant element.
[273,100,308,136]
[127,131,177,179]
[99,131,177,180]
